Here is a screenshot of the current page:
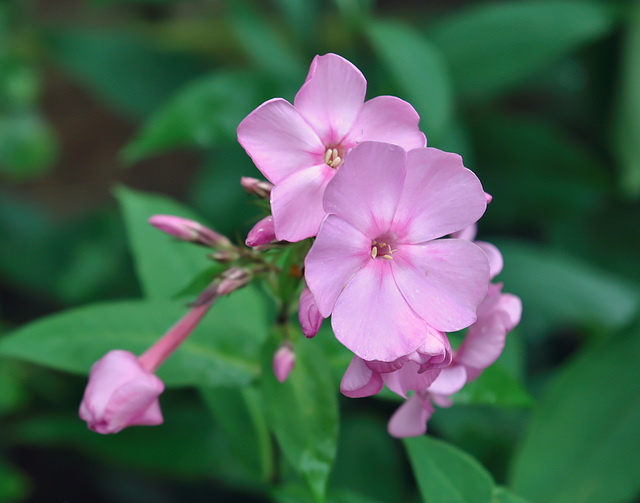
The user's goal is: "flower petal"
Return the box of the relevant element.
[270,163,335,241]
[392,148,487,243]
[304,214,371,317]
[340,356,384,398]
[427,364,467,395]
[294,53,366,145]
[323,141,406,237]
[330,260,430,361]
[382,361,441,398]
[393,239,490,332]
[388,393,434,438]
[348,96,426,150]
[237,98,324,184]
[476,240,504,279]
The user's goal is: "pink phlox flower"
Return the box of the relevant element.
[305,141,490,363]
[237,53,426,242]
[79,350,164,434]
[386,281,522,438]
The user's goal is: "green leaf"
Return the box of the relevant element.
[262,339,338,503]
[497,241,640,337]
[428,0,616,99]
[367,19,454,143]
[510,323,640,503]
[200,386,273,482]
[453,362,533,408]
[612,2,640,196]
[493,487,530,503]
[229,1,306,83]
[0,111,57,179]
[47,27,208,118]
[0,288,271,387]
[0,459,29,503]
[404,436,494,503]
[115,185,213,300]
[123,71,260,162]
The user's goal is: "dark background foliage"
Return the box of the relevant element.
[0,0,639,502]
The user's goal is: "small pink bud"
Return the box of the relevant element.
[217,267,251,296]
[298,287,323,338]
[273,344,295,383]
[149,215,232,248]
[79,350,164,434]
[209,249,240,263]
[485,192,493,204]
[241,177,274,199]
[245,216,277,248]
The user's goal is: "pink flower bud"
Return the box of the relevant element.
[273,344,295,383]
[245,216,277,248]
[241,177,274,199]
[298,287,323,338]
[79,350,164,434]
[217,267,251,296]
[148,215,232,248]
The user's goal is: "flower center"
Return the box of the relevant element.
[324,146,343,169]
[370,238,396,260]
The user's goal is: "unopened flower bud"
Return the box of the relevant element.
[79,350,164,434]
[273,344,295,383]
[245,216,277,248]
[218,267,251,296]
[298,287,324,338]
[149,215,232,248]
[241,177,274,199]
[209,249,240,263]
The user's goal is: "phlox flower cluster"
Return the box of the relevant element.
[79,53,521,438]
[239,53,522,436]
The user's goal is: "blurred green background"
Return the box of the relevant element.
[1,0,639,502]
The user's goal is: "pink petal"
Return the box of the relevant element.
[270,163,335,241]
[330,260,431,362]
[323,142,407,237]
[456,313,507,381]
[304,214,371,317]
[347,96,427,150]
[393,239,490,332]
[340,356,384,398]
[498,292,523,331]
[294,54,366,145]
[298,286,324,338]
[273,344,296,383]
[365,327,451,373]
[450,223,477,242]
[388,393,434,438]
[237,98,324,184]
[427,364,467,395]
[392,148,487,244]
[476,241,504,279]
[383,361,441,398]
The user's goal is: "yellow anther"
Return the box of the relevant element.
[371,246,378,259]
[324,149,332,164]
[381,254,394,260]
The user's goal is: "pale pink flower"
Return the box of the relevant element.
[304,142,489,362]
[237,53,426,242]
[386,281,522,438]
[273,344,296,383]
[79,350,164,434]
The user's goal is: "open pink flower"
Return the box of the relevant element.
[305,142,490,362]
[237,53,426,242]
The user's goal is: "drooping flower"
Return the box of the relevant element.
[237,53,426,242]
[304,141,490,362]
[298,286,324,338]
[79,350,164,434]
